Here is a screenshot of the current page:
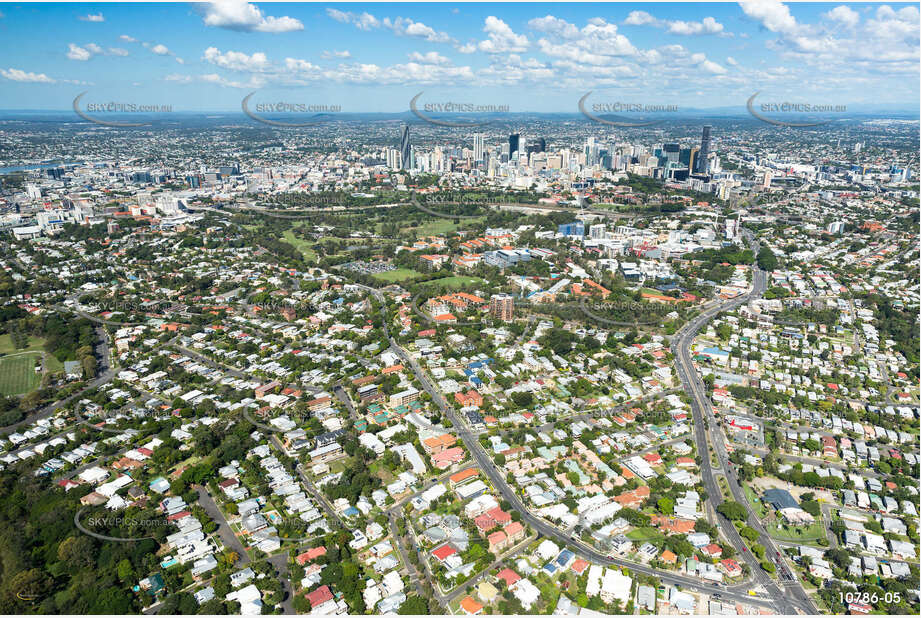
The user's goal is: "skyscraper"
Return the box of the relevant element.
[473,133,485,162]
[400,125,411,170]
[696,125,711,175]
[508,133,520,158]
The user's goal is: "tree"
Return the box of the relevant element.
[740,526,759,543]
[116,558,135,583]
[397,596,428,614]
[757,247,777,271]
[716,501,747,521]
[657,497,674,515]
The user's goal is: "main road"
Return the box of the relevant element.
[671,234,817,615]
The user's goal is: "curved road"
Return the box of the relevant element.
[671,234,817,615]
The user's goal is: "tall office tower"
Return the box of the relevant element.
[508,133,520,158]
[763,170,773,189]
[489,293,514,321]
[535,137,546,153]
[663,143,680,163]
[399,125,411,170]
[696,125,711,174]
[590,223,607,239]
[473,134,485,162]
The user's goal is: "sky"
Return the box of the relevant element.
[0,1,918,113]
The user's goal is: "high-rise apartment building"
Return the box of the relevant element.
[489,294,514,321]
[400,125,411,170]
[696,125,712,174]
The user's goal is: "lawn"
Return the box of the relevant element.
[418,276,486,289]
[627,527,665,543]
[0,333,45,355]
[0,353,42,396]
[372,268,423,282]
[767,520,827,545]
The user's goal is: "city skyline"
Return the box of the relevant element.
[0,1,918,113]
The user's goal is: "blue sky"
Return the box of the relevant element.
[0,1,918,112]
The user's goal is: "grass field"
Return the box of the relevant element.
[372,268,422,282]
[0,353,42,395]
[0,333,62,375]
[418,275,486,289]
[281,230,318,262]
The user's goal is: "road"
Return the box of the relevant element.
[195,486,250,566]
[670,234,816,615]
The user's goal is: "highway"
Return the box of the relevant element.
[670,234,817,615]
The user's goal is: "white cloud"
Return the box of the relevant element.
[668,17,724,35]
[825,6,859,29]
[726,56,739,66]
[700,59,727,74]
[326,8,380,31]
[1,67,56,83]
[478,16,529,53]
[67,42,132,60]
[456,42,476,54]
[528,15,580,39]
[200,0,303,33]
[407,51,450,65]
[624,11,724,35]
[79,13,104,23]
[383,17,454,43]
[66,44,92,61]
[203,47,271,72]
[119,34,137,43]
[321,50,351,59]
[739,0,802,36]
[327,9,453,43]
[151,44,170,56]
[624,11,659,27]
[284,57,321,73]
